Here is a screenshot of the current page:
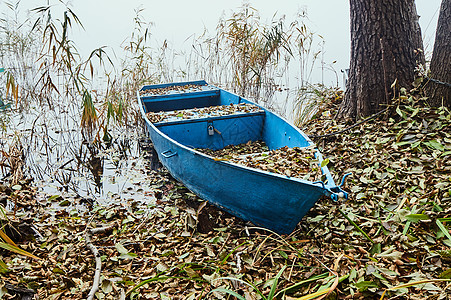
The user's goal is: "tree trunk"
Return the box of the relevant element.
[338,0,425,120]
[425,0,451,107]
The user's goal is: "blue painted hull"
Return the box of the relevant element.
[138,81,347,234]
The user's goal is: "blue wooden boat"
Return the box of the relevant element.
[138,80,349,234]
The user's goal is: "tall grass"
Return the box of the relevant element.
[0,1,113,193]
[184,3,326,119]
[216,5,292,97]
[186,3,296,104]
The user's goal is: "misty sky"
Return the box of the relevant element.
[2,0,442,86]
[70,0,441,84]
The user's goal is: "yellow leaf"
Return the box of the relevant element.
[379,279,451,300]
[0,242,40,260]
[0,228,17,247]
[296,288,329,300]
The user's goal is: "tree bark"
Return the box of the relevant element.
[425,0,451,108]
[338,0,425,120]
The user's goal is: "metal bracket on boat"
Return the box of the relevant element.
[338,173,352,189]
[313,180,326,190]
[329,172,352,201]
[161,149,178,158]
[314,172,352,201]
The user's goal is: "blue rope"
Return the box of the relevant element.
[425,76,451,88]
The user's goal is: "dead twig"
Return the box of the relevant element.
[86,225,115,300]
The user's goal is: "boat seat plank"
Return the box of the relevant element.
[154,110,265,127]
[141,88,220,102]
[142,90,221,112]
[140,80,209,91]
[156,111,265,150]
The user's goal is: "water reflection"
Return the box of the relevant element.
[2,102,153,204]
[76,141,104,193]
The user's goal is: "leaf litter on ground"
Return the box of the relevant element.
[0,89,450,299]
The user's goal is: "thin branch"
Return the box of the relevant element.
[86,225,115,300]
